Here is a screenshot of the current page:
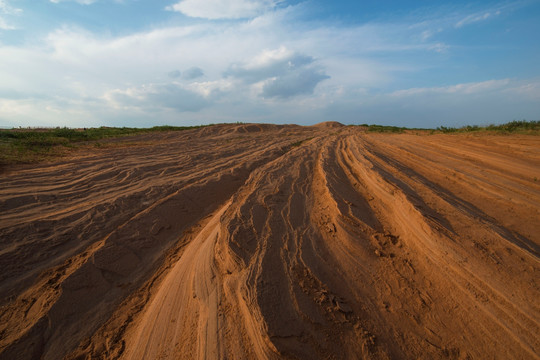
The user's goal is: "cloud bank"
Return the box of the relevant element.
[0,1,539,128]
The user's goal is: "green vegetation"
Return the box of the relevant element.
[290,137,314,148]
[2,119,538,166]
[365,124,408,133]
[357,120,539,135]
[0,125,207,165]
[436,120,540,134]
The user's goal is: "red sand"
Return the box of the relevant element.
[1,123,539,359]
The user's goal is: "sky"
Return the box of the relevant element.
[0,0,539,128]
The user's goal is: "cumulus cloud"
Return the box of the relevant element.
[224,47,329,98]
[261,68,329,99]
[166,0,278,20]
[226,47,312,82]
[2,1,538,128]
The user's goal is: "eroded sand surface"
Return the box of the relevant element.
[1,123,539,359]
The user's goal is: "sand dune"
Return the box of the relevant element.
[0,124,539,359]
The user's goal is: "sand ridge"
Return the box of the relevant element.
[0,124,539,359]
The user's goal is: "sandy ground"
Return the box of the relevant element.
[0,122,539,359]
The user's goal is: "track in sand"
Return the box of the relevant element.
[1,123,539,359]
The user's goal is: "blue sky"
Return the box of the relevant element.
[0,0,539,128]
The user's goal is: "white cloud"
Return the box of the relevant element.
[420,29,435,41]
[0,0,21,14]
[325,78,540,128]
[502,80,540,100]
[104,83,209,112]
[226,47,312,82]
[0,0,21,30]
[166,0,279,19]
[0,7,469,127]
[224,46,329,98]
[1,2,538,128]
[50,0,98,4]
[456,9,502,28]
[427,42,449,53]
[187,78,234,97]
[0,17,14,30]
[261,68,329,99]
[405,3,520,46]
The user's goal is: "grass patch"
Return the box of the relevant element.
[290,137,314,148]
[365,124,408,133]
[436,120,540,134]
[0,125,208,165]
[356,120,540,135]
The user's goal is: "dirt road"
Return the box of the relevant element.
[1,123,538,359]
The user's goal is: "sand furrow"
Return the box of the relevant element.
[1,123,539,360]
[121,202,229,360]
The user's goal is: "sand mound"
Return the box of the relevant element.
[0,124,539,359]
[233,123,280,133]
[312,121,345,128]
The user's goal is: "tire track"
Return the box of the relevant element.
[1,123,539,360]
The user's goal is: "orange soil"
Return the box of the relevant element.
[0,123,539,359]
